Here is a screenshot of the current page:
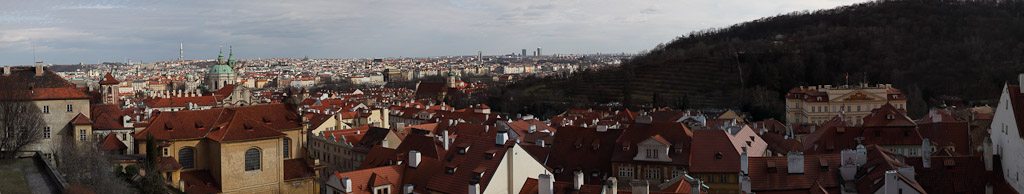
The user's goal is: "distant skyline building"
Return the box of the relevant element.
[179,42,184,62]
[522,49,527,56]
[537,47,542,56]
[477,51,482,64]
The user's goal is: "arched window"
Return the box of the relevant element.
[283,138,291,159]
[179,147,196,169]
[245,148,261,171]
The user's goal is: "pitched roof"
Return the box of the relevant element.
[547,126,623,184]
[70,113,93,125]
[180,170,221,194]
[747,154,842,192]
[89,104,124,130]
[98,133,127,151]
[134,104,297,142]
[1004,85,1024,138]
[283,159,317,181]
[904,156,1017,194]
[612,121,693,166]
[689,130,741,173]
[860,103,916,128]
[158,157,182,171]
[99,72,120,85]
[143,96,220,107]
[0,66,90,101]
[518,178,605,194]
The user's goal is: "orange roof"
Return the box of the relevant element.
[99,133,127,151]
[99,72,120,85]
[70,113,93,125]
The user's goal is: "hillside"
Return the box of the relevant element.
[498,0,1024,120]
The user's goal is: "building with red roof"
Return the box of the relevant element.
[785,84,906,125]
[990,79,1024,193]
[1,64,94,162]
[610,118,694,186]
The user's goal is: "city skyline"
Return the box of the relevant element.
[0,0,870,65]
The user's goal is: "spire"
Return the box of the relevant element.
[216,45,225,64]
[227,46,235,66]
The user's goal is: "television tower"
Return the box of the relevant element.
[179,42,184,62]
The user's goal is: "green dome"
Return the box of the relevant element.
[208,64,235,75]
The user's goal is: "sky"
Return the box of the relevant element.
[0,0,871,65]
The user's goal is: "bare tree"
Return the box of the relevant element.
[0,101,44,159]
[51,138,134,193]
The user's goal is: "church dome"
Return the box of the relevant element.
[208,64,235,75]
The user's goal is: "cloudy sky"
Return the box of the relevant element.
[0,0,869,65]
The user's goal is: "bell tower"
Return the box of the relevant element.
[99,72,120,105]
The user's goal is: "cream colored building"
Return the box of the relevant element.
[134,104,321,194]
[1,65,94,161]
[785,83,907,125]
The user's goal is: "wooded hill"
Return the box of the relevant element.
[500,0,1024,120]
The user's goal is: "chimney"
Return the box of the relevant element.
[442,130,450,150]
[630,180,649,194]
[987,183,995,194]
[596,125,608,132]
[691,178,702,194]
[496,132,508,145]
[539,174,554,194]
[603,177,617,194]
[740,152,749,175]
[2,66,9,76]
[408,150,421,168]
[404,184,415,194]
[883,170,898,194]
[740,175,751,193]
[35,62,43,76]
[922,139,932,168]
[573,171,584,191]
[341,177,352,193]
[468,182,480,194]
[840,150,858,181]
[636,115,653,124]
[856,145,867,166]
[1019,74,1024,90]
[535,139,545,147]
[984,137,993,171]
[898,166,915,181]
[179,180,185,192]
[787,152,804,174]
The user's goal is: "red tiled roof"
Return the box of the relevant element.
[905,156,1017,194]
[180,170,222,194]
[861,103,915,128]
[283,159,317,180]
[689,130,741,173]
[546,126,623,184]
[0,67,91,101]
[70,113,93,125]
[99,72,120,85]
[99,133,127,151]
[134,104,297,142]
[90,104,125,130]
[612,121,693,166]
[917,122,970,156]
[331,165,404,194]
[518,178,605,194]
[158,156,182,171]
[1005,85,1024,138]
[747,154,842,192]
[144,96,220,107]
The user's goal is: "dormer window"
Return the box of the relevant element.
[645,149,660,159]
[715,152,723,159]
[886,114,895,120]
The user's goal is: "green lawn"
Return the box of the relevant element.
[0,159,34,194]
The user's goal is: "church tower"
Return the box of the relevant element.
[99,72,120,105]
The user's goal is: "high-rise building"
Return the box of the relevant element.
[522,49,527,56]
[537,47,542,56]
[478,51,482,63]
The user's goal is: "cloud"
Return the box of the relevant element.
[0,0,871,65]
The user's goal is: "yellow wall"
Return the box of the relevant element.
[217,138,282,193]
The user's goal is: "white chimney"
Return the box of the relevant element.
[984,137,994,171]
[404,184,415,194]
[468,182,480,194]
[34,62,43,76]
[603,177,617,194]
[636,115,653,124]
[596,125,608,132]
[573,171,584,191]
[2,66,9,76]
[740,152,749,175]
[535,139,545,147]
[987,183,995,194]
[690,178,702,194]
[408,150,421,168]
[496,132,508,145]
[442,130,450,150]
[840,150,858,181]
[787,152,804,174]
[179,180,185,192]
[856,145,867,166]
[539,174,554,194]
[630,180,649,194]
[884,170,898,194]
[922,139,932,168]
[342,177,352,193]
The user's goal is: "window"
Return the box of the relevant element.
[857,106,861,112]
[910,148,918,156]
[78,130,85,141]
[43,127,51,139]
[375,187,390,194]
[42,106,49,113]
[165,172,172,182]
[645,149,659,159]
[619,167,634,178]
[179,147,195,169]
[283,138,291,158]
[245,148,261,171]
[671,170,684,179]
[163,148,169,156]
[644,168,660,180]
[66,104,73,112]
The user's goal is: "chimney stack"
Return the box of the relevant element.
[496,132,508,145]
[539,174,554,194]
[35,62,43,76]
[442,130,450,150]
[603,177,617,194]
[741,152,749,175]
[884,170,898,194]
[1019,74,1024,91]
[787,152,805,174]
[630,180,649,194]
[922,139,932,168]
[468,182,480,194]
[404,184,415,194]
[984,137,993,171]
[408,150,421,168]
[2,66,9,76]
[342,177,352,193]
[573,171,584,191]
